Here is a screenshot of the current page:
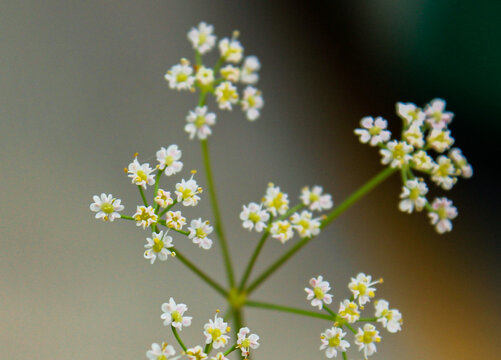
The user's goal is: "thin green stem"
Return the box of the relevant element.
[195,51,202,67]
[172,247,228,298]
[247,166,397,294]
[232,308,244,349]
[323,305,337,319]
[345,323,356,334]
[239,231,269,291]
[158,200,178,218]
[120,215,134,221]
[201,139,235,287]
[276,203,304,222]
[224,344,237,356]
[203,342,212,355]
[153,169,164,212]
[138,186,148,207]
[246,300,334,321]
[213,57,225,75]
[342,352,348,360]
[171,326,187,352]
[358,317,377,322]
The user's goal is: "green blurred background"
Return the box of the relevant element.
[1,1,499,359]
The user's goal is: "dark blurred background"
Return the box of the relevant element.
[1,1,499,359]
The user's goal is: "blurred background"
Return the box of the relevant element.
[1,1,499,359]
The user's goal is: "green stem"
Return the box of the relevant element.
[246,300,334,321]
[275,203,304,222]
[342,352,348,360]
[232,308,244,351]
[247,166,397,294]
[224,344,237,356]
[201,139,235,287]
[172,247,228,297]
[238,231,269,291]
[323,305,338,319]
[345,323,356,334]
[156,220,189,236]
[358,317,377,322]
[138,186,149,207]
[195,51,202,67]
[153,169,164,212]
[120,215,134,221]
[171,326,187,352]
[203,342,212,355]
[158,200,178,218]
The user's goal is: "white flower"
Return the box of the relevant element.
[144,231,174,264]
[427,129,454,153]
[431,155,458,190]
[165,210,186,230]
[220,65,240,82]
[241,86,263,121]
[290,210,321,238]
[424,98,453,129]
[203,314,230,349]
[146,342,176,360]
[380,140,413,169]
[175,176,202,206]
[219,38,243,63]
[161,297,192,330]
[428,197,457,234]
[196,66,215,86]
[338,299,360,323]
[133,206,158,229]
[320,327,350,358]
[128,158,155,189]
[187,22,216,54]
[305,275,333,310]
[374,299,403,333]
[399,179,428,213]
[188,218,213,250]
[270,220,293,244]
[355,324,381,359]
[155,189,174,209]
[156,145,183,175]
[263,183,289,216]
[448,148,473,178]
[348,273,381,306]
[396,102,425,126]
[185,106,216,140]
[240,55,260,84]
[240,202,270,232]
[300,186,333,212]
[403,120,425,148]
[215,81,239,110]
[186,346,207,360]
[210,353,228,360]
[164,59,195,90]
[354,116,391,146]
[411,150,435,172]
[90,193,124,222]
[237,327,260,357]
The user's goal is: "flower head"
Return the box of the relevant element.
[374,299,403,333]
[411,150,435,172]
[348,273,381,306]
[155,189,174,209]
[165,210,186,230]
[133,205,158,229]
[240,55,260,84]
[196,66,215,86]
[175,175,202,206]
[210,353,228,360]
[290,210,321,238]
[218,37,243,63]
[240,202,270,232]
[185,106,216,140]
[427,129,454,153]
[424,98,453,129]
[164,59,195,91]
[380,140,413,168]
[270,220,293,244]
[354,116,391,146]
[220,65,240,83]
[428,197,457,234]
[144,231,174,264]
[399,179,428,213]
[237,327,260,358]
[188,218,213,250]
[448,148,473,178]
[156,145,183,175]
[215,81,239,110]
[203,313,230,349]
[186,346,208,360]
[431,155,458,190]
[320,327,350,358]
[263,183,289,216]
[161,297,192,330]
[305,275,333,310]
[90,193,124,222]
[300,186,333,212]
[396,102,425,126]
[128,158,155,189]
[355,324,381,359]
[403,120,425,148]
[241,86,263,121]
[338,299,360,323]
[146,342,176,360]
[187,22,216,54]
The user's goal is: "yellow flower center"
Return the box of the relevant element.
[164,155,174,166]
[309,193,320,202]
[271,193,286,210]
[172,310,183,323]
[152,238,164,253]
[182,188,194,199]
[198,33,207,45]
[221,87,236,102]
[437,207,448,219]
[298,219,311,230]
[363,330,377,344]
[176,73,188,83]
[313,286,325,299]
[392,143,406,159]
[209,328,222,341]
[328,335,341,347]
[369,126,381,136]
[437,160,452,177]
[101,202,114,214]
[241,338,251,348]
[355,283,367,295]
[195,228,207,239]
[136,170,147,182]
[247,95,256,108]
[409,187,421,200]
[195,115,206,128]
[249,212,261,223]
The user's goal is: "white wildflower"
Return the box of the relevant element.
[188,218,213,250]
[354,116,391,146]
[424,98,453,129]
[240,202,270,232]
[133,205,158,229]
[164,59,195,90]
[428,197,457,234]
[240,55,260,84]
[185,106,216,140]
[300,186,333,212]
[320,327,350,358]
[290,210,321,238]
[156,145,183,175]
[218,38,243,63]
[127,158,155,189]
[305,275,333,310]
[161,297,192,330]
[355,324,381,359]
[374,299,403,333]
[431,155,458,190]
[90,193,124,222]
[187,22,216,54]
[241,86,263,121]
[399,179,428,213]
[380,140,413,168]
[214,81,239,110]
[144,231,173,264]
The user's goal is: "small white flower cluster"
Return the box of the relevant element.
[89,145,214,265]
[305,273,402,359]
[165,22,264,140]
[149,298,260,360]
[354,99,473,234]
[239,183,333,243]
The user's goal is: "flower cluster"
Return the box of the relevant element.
[148,298,260,360]
[239,183,333,244]
[89,145,214,265]
[305,274,402,359]
[354,99,473,233]
[165,22,264,140]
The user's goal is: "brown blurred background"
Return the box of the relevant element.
[1,1,499,359]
